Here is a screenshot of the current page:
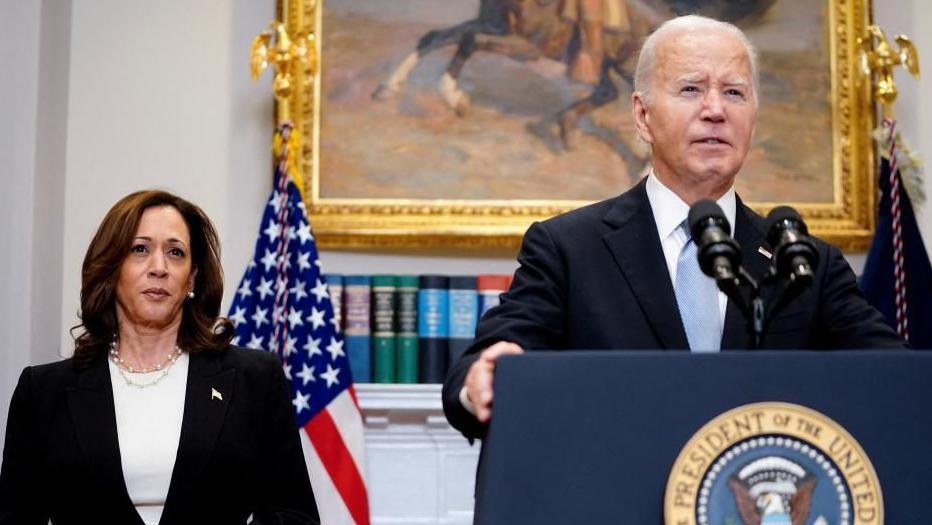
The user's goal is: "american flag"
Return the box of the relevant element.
[228,123,370,524]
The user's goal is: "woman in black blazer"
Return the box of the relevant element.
[0,190,320,524]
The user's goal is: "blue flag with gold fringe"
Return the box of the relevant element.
[860,156,932,349]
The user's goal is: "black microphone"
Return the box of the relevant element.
[688,200,741,285]
[765,206,819,286]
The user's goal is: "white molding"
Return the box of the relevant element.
[357,383,444,412]
[357,383,479,525]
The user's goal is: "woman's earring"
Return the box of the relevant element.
[187,291,195,300]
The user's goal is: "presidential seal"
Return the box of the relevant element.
[664,402,883,525]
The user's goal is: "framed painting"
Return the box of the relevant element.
[282,0,876,250]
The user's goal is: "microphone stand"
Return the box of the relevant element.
[720,266,813,350]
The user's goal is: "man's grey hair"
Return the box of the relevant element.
[634,15,759,107]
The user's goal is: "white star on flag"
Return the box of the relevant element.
[237,279,252,299]
[251,306,269,328]
[283,362,292,380]
[303,336,322,357]
[311,278,330,303]
[287,308,304,329]
[260,249,278,273]
[297,363,316,385]
[296,223,313,244]
[256,278,274,300]
[307,307,326,329]
[290,280,308,301]
[263,220,282,243]
[320,364,340,388]
[269,191,283,213]
[229,306,247,327]
[326,338,345,361]
[296,252,312,272]
[246,334,264,350]
[292,391,310,413]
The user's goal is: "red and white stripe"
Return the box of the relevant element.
[271,126,295,352]
[299,387,370,525]
[883,118,909,341]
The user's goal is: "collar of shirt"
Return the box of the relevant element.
[645,173,737,245]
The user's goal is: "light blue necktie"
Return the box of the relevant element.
[675,223,721,352]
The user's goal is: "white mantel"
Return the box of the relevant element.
[357,384,480,525]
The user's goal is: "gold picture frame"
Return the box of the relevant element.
[283,0,877,251]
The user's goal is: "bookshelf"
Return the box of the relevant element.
[327,273,513,385]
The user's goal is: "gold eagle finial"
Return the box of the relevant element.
[250,20,317,102]
[859,25,921,117]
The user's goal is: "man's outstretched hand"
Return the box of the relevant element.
[464,341,524,423]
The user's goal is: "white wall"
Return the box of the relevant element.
[0,0,71,453]
[0,0,42,451]
[1,0,930,452]
[873,1,932,253]
[57,0,275,354]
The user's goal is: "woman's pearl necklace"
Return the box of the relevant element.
[109,339,183,389]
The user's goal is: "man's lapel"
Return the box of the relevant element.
[65,353,141,522]
[721,200,773,350]
[601,180,689,349]
[162,350,235,521]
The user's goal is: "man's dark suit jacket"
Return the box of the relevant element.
[0,346,320,525]
[442,178,906,440]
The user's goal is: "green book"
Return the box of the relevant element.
[395,275,419,383]
[371,275,397,383]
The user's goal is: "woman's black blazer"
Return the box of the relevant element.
[0,346,320,525]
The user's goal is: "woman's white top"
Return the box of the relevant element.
[108,352,189,525]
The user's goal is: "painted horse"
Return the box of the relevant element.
[372,0,777,176]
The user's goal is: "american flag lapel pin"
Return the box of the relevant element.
[211,388,223,401]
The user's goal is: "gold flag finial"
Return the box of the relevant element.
[250,18,318,123]
[859,25,921,118]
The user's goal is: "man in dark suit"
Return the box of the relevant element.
[442,15,906,440]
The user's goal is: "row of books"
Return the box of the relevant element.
[324,274,513,384]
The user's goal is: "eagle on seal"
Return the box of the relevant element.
[728,464,816,525]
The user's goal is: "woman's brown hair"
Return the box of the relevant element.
[72,190,234,367]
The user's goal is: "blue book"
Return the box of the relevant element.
[418,275,449,383]
[448,276,479,364]
[343,275,372,383]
